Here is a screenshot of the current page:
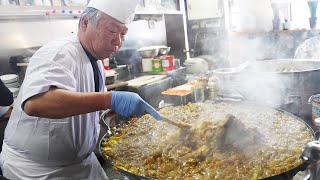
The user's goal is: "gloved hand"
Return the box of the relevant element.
[110,91,161,120]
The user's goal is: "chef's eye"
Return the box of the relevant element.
[106,27,117,34]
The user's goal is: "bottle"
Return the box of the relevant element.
[196,75,208,88]
[192,86,205,102]
[207,81,219,100]
[284,19,291,30]
[102,58,110,70]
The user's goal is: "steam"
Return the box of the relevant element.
[119,102,312,163]
[205,14,318,112]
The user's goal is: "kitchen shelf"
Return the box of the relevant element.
[0,0,182,19]
[0,6,182,20]
[0,5,84,19]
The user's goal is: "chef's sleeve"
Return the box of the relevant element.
[21,49,77,106]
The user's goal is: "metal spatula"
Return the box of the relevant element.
[160,115,191,129]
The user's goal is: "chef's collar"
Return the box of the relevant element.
[80,43,98,62]
[80,42,101,92]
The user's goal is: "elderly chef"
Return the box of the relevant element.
[0,0,161,179]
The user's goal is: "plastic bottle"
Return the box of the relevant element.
[102,58,110,70]
[284,19,291,30]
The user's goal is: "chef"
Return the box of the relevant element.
[0,0,161,179]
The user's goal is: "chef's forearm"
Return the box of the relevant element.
[23,88,112,119]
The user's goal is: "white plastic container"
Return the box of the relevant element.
[142,58,153,72]
[309,94,320,126]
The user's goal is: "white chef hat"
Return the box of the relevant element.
[86,0,139,24]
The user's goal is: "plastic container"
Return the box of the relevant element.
[152,59,162,72]
[102,58,110,70]
[309,94,320,126]
[142,58,153,72]
[161,55,174,71]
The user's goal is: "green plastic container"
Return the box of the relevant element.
[152,59,162,72]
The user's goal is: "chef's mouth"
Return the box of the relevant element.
[105,50,115,54]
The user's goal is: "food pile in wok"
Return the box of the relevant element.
[100,102,313,179]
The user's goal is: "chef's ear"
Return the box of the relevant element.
[79,17,89,29]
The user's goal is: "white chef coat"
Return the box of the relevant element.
[0,34,108,180]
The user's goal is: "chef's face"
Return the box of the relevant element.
[84,14,128,59]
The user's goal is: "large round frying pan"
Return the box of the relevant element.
[99,100,316,180]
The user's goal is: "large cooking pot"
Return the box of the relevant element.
[99,101,316,180]
[215,59,320,119]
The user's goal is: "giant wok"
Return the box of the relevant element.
[99,101,315,180]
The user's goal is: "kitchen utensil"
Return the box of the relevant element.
[158,46,171,55]
[126,75,167,88]
[106,82,128,91]
[137,46,159,58]
[184,57,209,74]
[160,115,191,129]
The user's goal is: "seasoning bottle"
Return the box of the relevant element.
[192,86,205,102]
[207,81,219,100]
[196,76,208,87]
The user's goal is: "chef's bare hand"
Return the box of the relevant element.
[110,91,161,120]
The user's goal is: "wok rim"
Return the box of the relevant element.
[242,59,320,74]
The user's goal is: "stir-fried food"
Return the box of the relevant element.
[100,102,314,179]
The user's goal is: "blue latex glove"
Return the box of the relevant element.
[110,91,161,120]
